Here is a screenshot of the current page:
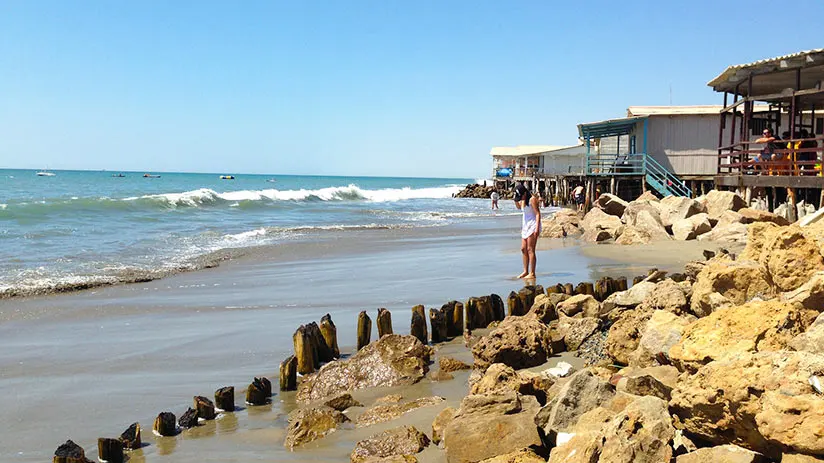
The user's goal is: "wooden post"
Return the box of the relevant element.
[306,321,333,364]
[293,325,314,375]
[490,294,505,321]
[449,301,464,336]
[215,386,235,411]
[771,187,778,213]
[195,396,216,420]
[53,440,90,463]
[429,308,447,343]
[97,438,124,463]
[119,423,141,450]
[788,188,798,222]
[320,314,340,359]
[609,177,616,195]
[376,308,393,337]
[465,297,479,330]
[245,377,271,405]
[506,291,523,317]
[356,311,372,350]
[410,305,427,345]
[563,283,574,295]
[153,412,177,436]
[178,408,198,429]
[279,356,297,392]
[745,186,752,206]
[615,276,628,291]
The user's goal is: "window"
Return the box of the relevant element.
[629,135,637,154]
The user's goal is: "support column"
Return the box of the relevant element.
[788,188,798,222]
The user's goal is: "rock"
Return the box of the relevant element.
[629,310,694,367]
[431,406,457,446]
[469,363,555,405]
[671,300,816,372]
[659,195,706,227]
[670,351,824,458]
[557,316,601,351]
[783,454,824,462]
[715,209,746,228]
[742,224,824,292]
[672,213,712,240]
[472,315,554,371]
[439,356,471,372]
[596,396,675,463]
[444,393,543,463]
[614,225,653,245]
[581,208,624,242]
[556,294,602,318]
[479,448,546,463]
[350,425,430,463]
[782,271,824,310]
[595,193,629,217]
[297,335,430,403]
[376,394,404,405]
[790,312,824,353]
[605,308,653,365]
[526,294,558,324]
[541,209,583,238]
[698,222,748,243]
[615,365,679,399]
[637,279,690,315]
[285,405,350,448]
[356,396,446,427]
[739,207,790,226]
[633,209,672,241]
[429,370,454,381]
[535,369,616,436]
[672,429,697,456]
[689,259,775,317]
[324,393,363,411]
[704,190,746,219]
[621,199,662,226]
[675,445,769,463]
[602,281,656,313]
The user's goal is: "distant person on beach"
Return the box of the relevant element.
[572,184,585,212]
[514,184,541,279]
[490,190,500,209]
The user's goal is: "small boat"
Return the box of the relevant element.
[266,178,276,183]
[112,173,125,178]
[36,171,56,177]
[143,173,161,178]
[220,175,235,180]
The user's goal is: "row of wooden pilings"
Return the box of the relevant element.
[53,272,668,462]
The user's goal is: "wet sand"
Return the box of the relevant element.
[0,217,718,462]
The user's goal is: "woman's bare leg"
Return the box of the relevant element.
[526,232,538,278]
[517,238,529,278]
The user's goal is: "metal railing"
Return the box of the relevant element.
[718,136,824,177]
[586,152,692,197]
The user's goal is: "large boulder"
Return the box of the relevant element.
[675,445,770,463]
[350,425,431,463]
[670,300,817,373]
[472,315,553,371]
[789,312,824,353]
[444,393,542,463]
[670,351,824,458]
[703,190,746,219]
[356,396,446,427]
[659,196,706,227]
[431,406,456,445]
[556,316,601,351]
[556,294,601,318]
[615,225,653,245]
[672,213,712,241]
[633,210,671,241]
[534,369,616,436]
[741,223,824,292]
[783,272,824,310]
[479,449,546,463]
[697,222,748,244]
[297,334,430,403]
[595,193,629,217]
[285,405,350,448]
[602,281,657,313]
[715,209,747,228]
[469,363,556,405]
[605,307,654,365]
[689,260,775,318]
[622,200,662,226]
[637,279,690,314]
[613,365,680,400]
[629,310,695,368]
[581,208,624,242]
[526,294,559,324]
[541,209,582,238]
[738,207,790,226]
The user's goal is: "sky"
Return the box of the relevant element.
[1,0,823,178]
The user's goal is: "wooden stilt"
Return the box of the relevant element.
[745,187,752,206]
[788,188,798,222]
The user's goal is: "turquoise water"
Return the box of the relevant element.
[0,169,495,296]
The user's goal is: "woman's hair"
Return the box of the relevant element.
[514,184,531,202]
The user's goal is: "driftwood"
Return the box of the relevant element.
[279,355,297,392]
[356,311,372,351]
[214,386,235,412]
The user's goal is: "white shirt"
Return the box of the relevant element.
[491,192,500,200]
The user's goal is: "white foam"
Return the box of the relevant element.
[224,228,267,241]
[0,204,6,210]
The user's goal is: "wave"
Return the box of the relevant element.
[1,184,463,215]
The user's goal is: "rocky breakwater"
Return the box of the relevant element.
[545,189,789,245]
[454,183,511,199]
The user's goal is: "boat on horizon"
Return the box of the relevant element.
[143,173,161,178]
[36,171,56,177]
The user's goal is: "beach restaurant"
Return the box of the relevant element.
[490,144,586,197]
[710,49,824,217]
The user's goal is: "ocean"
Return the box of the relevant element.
[0,169,498,298]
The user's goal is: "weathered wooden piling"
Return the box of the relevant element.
[633,275,645,285]
[357,311,372,350]
[306,321,333,364]
[563,283,574,295]
[153,412,177,436]
[97,437,124,463]
[465,297,479,330]
[246,377,271,405]
[178,408,198,429]
[490,294,505,321]
[195,396,216,420]
[517,285,542,312]
[215,386,235,411]
[442,301,464,337]
[594,277,615,302]
[377,308,393,337]
[479,296,496,327]
[577,282,594,295]
[615,276,628,291]
[429,308,447,343]
[546,283,565,294]
[320,314,340,359]
[279,356,297,392]
[507,291,524,317]
[53,440,90,463]
[119,422,141,450]
[410,305,428,345]
[293,325,315,375]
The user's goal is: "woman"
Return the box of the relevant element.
[514,184,541,279]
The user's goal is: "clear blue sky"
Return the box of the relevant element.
[1,0,822,178]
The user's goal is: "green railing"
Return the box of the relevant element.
[585,152,692,197]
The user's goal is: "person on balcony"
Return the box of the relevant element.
[754,128,782,173]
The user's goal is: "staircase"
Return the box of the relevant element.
[643,155,692,197]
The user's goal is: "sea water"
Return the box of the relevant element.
[0,169,503,297]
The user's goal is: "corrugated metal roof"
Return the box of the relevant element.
[628,105,771,116]
[707,49,824,92]
[577,116,646,139]
[490,144,583,157]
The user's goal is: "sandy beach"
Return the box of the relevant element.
[0,214,716,462]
